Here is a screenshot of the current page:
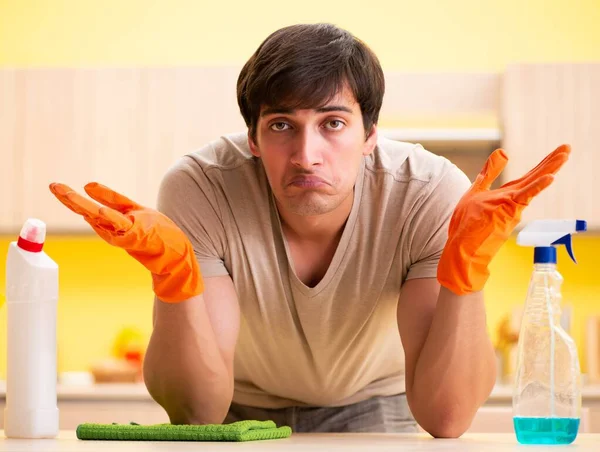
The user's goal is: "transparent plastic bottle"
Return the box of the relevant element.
[513,262,580,444]
[513,219,586,445]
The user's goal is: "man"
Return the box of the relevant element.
[49,23,570,436]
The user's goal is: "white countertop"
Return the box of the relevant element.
[1,432,599,451]
[2,381,600,402]
[0,381,152,401]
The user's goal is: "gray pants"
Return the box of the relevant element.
[225,394,418,433]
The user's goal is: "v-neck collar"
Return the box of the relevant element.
[269,159,366,297]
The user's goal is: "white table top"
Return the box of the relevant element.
[3,381,600,402]
[1,432,600,451]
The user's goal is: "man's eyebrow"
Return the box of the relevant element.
[316,105,353,114]
[260,107,293,117]
[260,105,353,117]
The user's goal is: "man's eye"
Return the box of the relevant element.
[270,122,290,131]
[325,120,345,130]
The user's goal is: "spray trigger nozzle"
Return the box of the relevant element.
[552,234,576,263]
[517,219,587,265]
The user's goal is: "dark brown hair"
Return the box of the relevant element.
[237,23,385,141]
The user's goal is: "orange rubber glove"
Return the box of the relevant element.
[49,182,204,303]
[437,144,571,295]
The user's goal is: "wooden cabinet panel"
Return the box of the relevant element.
[141,67,245,209]
[0,70,22,232]
[19,69,100,230]
[502,63,600,227]
[0,67,247,233]
[1,67,507,234]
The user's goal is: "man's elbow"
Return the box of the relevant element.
[167,401,230,426]
[160,388,233,426]
[419,407,474,439]
[144,365,234,426]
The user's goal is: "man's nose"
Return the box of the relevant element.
[290,129,324,169]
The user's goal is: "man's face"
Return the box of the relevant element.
[249,85,377,217]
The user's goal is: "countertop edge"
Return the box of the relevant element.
[1,383,600,402]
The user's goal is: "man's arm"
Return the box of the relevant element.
[144,275,240,425]
[46,179,239,424]
[397,277,496,438]
[396,145,570,438]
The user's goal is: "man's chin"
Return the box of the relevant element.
[284,196,335,216]
[275,189,342,216]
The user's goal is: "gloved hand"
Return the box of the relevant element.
[437,144,571,295]
[49,182,204,303]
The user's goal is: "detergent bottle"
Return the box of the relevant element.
[513,219,586,445]
[4,218,59,438]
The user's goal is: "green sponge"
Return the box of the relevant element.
[76,420,292,442]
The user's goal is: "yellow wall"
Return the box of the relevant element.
[2,1,600,378]
[1,0,600,71]
[485,235,600,372]
[0,236,154,378]
[1,234,599,378]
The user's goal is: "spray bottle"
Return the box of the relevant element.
[4,218,59,438]
[513,219,586,445]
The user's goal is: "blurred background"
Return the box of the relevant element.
[0,0,600,413]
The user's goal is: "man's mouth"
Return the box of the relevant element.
[288,175,329,188]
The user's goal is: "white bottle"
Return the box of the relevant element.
[4,219,59,438]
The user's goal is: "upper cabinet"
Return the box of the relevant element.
[1,64,598,233]
[378,72,502,182]
[501,63,600,228]
[0,68,246,233]
[0,70,21,232]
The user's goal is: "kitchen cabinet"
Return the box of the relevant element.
[0,67,246,233]
[2,64,596,232]
[2,382,600,433]
[501,63,600,228]
[379,127,500,182]
[0,70,21,231]
[0,69,502,233]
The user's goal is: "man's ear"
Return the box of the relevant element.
[363,124,378,156]
[248,130,260,157]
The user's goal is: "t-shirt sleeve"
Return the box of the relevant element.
[404,161,472,281]
[156,157,230,277]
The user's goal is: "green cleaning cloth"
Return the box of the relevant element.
[76,420,292,442]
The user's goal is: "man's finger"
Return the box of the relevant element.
[50,183,101,219]
[501,144,570,190]
[512,174,555,205]
[84,182,142,214]
[473,149,508,191]
[98,206,133,231]
[50,182,132,230]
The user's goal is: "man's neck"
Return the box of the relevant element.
[277,191,355,244]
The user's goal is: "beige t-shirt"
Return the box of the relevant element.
[157,132,471,409]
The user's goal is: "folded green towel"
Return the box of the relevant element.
[76,420,292,442]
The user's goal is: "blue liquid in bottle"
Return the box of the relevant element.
[514,417,580,445]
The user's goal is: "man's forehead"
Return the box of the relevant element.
[260,85,358,117]
[260,83,360,117]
